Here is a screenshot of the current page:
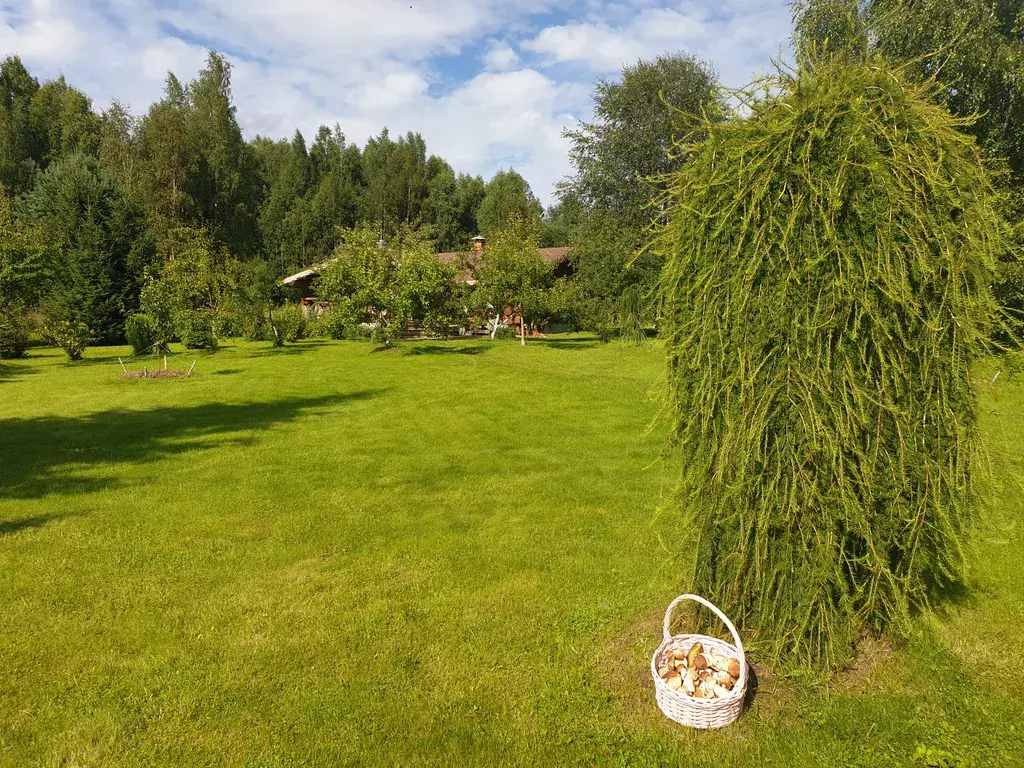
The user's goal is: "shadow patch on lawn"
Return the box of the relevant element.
[70,353,140,367]
[533,338,601,351]
[210,368,244,376]
[403,343,486,357]
[0,391,383,501]
[0,512,73,537]
[928,578,981,616]
[0,360,35,383]
[250,340,332,357]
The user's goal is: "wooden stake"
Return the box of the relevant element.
[118,358,128,374]
[187,360,197,377]
[164,355,168,370]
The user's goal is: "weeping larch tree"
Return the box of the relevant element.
[655,54,1005,670]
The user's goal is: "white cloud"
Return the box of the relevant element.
[0,0,794,204]
[412,70,588,200]
[526,23,642,71]
[524,2,792,89]
[0,3,81,64]
[139,39,209,84]
[482,41,520,72]
[349,71,429,111]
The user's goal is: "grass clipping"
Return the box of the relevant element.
[655,57,1004,671]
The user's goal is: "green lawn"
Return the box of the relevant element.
[1,337,1022,767]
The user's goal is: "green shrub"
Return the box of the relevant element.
[493,325,517,340]
[579,297,616,342]
[240,313,271,342]
[618,285,645,345]
[308,311,347,340]
[247,322,272,342]
[175,310,218,350]
[270,304,307,345]
[655,56,1003,670]
[0,309,29,359]
[347,324,374,341]
[45,319,93,361]
[139,273,177,345]
[124,314,156,355]
[545,279,587,332]
[211,313,242,340]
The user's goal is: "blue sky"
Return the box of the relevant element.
[0,0,794,204]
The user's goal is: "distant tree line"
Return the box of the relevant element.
[0,51,564,355]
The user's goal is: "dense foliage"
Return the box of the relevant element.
[124,313,156,356]
[655,56,1003,669]
[0,308,28,358]
[792,0,1024,318]
[16,153,155,341]
[560,53,722,324]
[793,0,1024,187]
[0,52,565,347]
[269,303,306,346]
[0,188,46,311]
[473,217,554,345]
[317,227,460,345]
[44,318,93,360]
[0,187,46,358]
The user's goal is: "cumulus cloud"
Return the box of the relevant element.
[482,41,521,72]
[523,1,792,88]
[0,0,793,203]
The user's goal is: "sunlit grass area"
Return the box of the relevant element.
[1,338,1022,766]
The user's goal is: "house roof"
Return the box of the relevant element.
[539,246,570,263]
[281,268,319,286]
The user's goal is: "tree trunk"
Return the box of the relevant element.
[520,311,526,346]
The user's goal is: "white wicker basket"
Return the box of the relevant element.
[650,594,748,729]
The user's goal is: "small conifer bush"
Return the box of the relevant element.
[270,303,307,345]
[45,319,94,361]
[175,310,218,351]
[0,309,29,359]
[125,314,156,356]
[655,56,1003,670]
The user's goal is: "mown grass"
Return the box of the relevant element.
[0,337,1022,767]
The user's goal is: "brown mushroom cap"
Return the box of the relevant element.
[728,658,741,679]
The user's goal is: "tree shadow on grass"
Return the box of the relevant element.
[532,338,602,351]
[927,577,984,617]
[71,352,142,368]
[403,343,486,356]
[249,340,333,357]
[0,512,75,537]
[0,391,382,501]
[0,360,36,384]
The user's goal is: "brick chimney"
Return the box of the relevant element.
[471,235,486,255]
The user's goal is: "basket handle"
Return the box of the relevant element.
[663,593,746,687]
